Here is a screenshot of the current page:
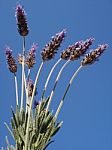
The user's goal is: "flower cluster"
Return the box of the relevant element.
[18,43,37,68]
[26,78,37,97]
[25,43,37,68]
[61,41,83,60]
[41,30,66,61]
[81,44,108,66]
[61,38,94,60]
[5,47,17,74]
[15,3,29,36]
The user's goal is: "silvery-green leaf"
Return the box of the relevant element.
[43,140,54,150]
[4,122,14,139]
[18,126,25,143]
[39,96,50,112]
[11,108,18,128]
[24,111,28,131]
[15,105,20,126]
[40,111,53,133]
[41,120,54,149]
[51,121,63,137]
[20,108,25,126]
[11,118,16,130]
[37,111,45,131]
[34,134,44,149]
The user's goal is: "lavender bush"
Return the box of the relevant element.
[2,3,108,150]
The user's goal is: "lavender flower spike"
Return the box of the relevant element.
[41,29,66,61]
[25,43,38,69]
[81,44,108,66]
[61,40,83,60]
[70,38,95,60]
[26,79,37,97]
[5,47,17,74]
[15,3,29,36]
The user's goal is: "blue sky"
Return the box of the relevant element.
[0,0,112,149]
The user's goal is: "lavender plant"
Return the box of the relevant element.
[3,3,108,150]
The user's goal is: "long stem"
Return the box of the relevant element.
[25,61,44,150]
[24,73,27,98]
[30,61,44,110]
[42,58,62,99]
[24,73,28,112]
[27,69,31,81]
[46,59,70,113]
[55,65,83,119]
[25,69,31,112]
[20,36,26,111]
[14,73,19,106]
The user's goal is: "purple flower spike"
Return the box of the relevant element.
[81,44,108,66]
[53,29,66,42]
[70,38,95,60]
[26,79,37,97]
[25,43,38,68]
[82,38,95,50]
[15,3,29,36]
[5,47,17,74]
[41,29,66,61]
[61,40,83,60]
[61,38,94,61]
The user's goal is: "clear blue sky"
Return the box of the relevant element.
[0,0,112,149]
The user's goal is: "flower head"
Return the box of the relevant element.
[70,38,94,60]
[15,3,29,36]
[81,44,108,66]
[41,29,66,61]
[18,43,37,68]
[25,43,38,68]
[61,41,83,60]
[26,79,37,97]
[61,38,94,61]
[5,47,17,74]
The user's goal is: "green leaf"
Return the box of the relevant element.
[15,105,20,126]
[34,134,44,149]
[5,136,10,148]
[39,96,50,112]
[18,126,25,143]
[41,119,55,149]
[11,118,15,129]
[11,107,18,128]
[37,111,45,131]
[40,111,53,133]
[43,140,54,150]
[4,122,14,140]
[24,111,28,131]
[12,129,20,141]
[51,121,63,137]
[20,108,25,126]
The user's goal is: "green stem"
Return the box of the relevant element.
[14,73,19,106]
[20,36,26,111]
[24,61,44,150]
[55,65,83,119]
[45,59,70,114]
[42,58,62,99]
